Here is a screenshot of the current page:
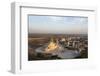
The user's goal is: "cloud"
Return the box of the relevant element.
[49,16,63,21]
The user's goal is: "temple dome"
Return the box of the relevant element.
[45,38,64,53]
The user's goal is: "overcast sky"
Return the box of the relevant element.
[28,15,88,34]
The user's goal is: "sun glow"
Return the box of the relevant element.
[45,38,58,53]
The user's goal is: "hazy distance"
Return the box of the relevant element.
[28,15,88,34]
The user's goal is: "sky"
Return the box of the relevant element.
[28,15,88,34]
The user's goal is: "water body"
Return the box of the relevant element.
[35,47,80,59]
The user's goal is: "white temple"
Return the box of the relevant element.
[45,38,64,53]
